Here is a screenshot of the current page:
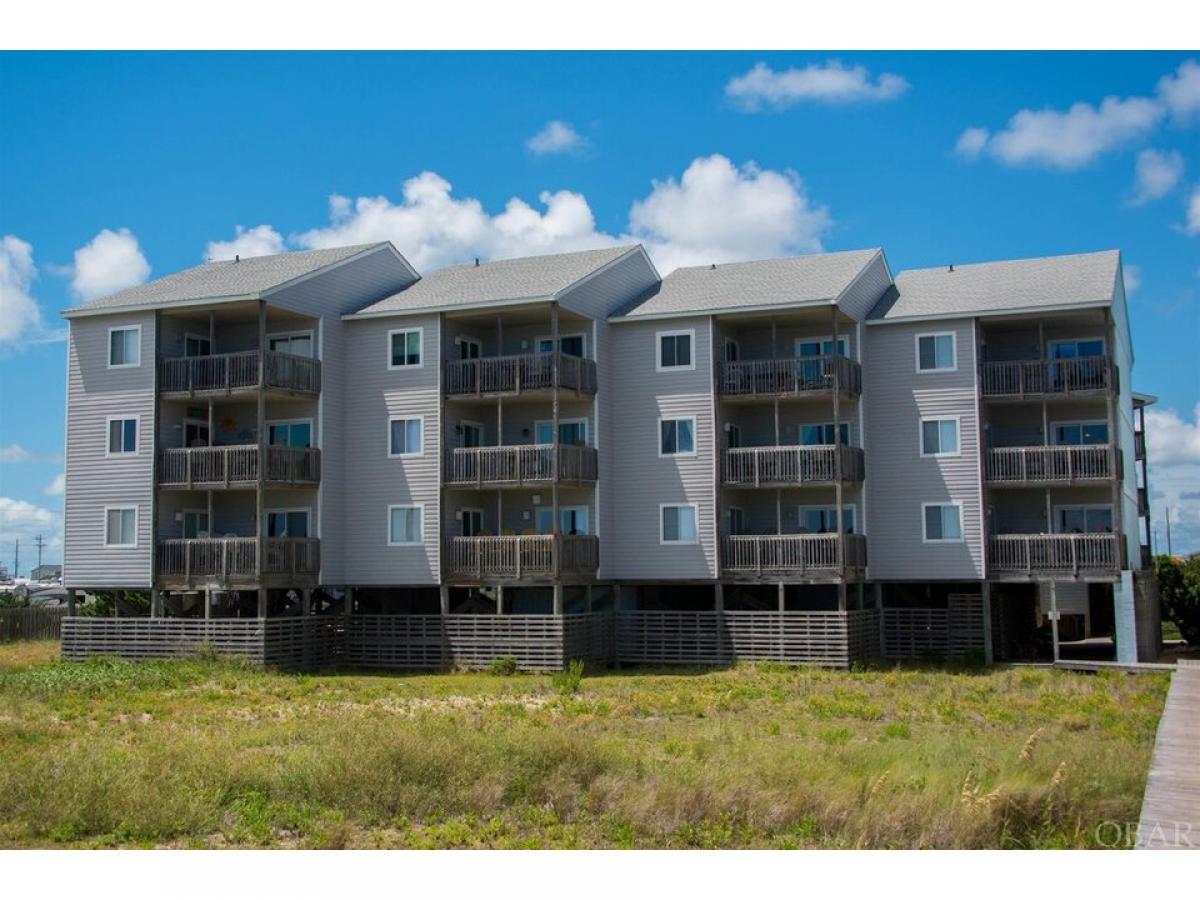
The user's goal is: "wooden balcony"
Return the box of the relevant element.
[988,533,1123,579]
[157,537,321,588]
[444,534,599,583]
[159,350,321,398]
[158,446,321,489]
[980,355,1111,399]
[716,354,862,400]
[445,444,597,488]
[722,445,864,487]
[720,533,867,581]
[444,351,597,398]
[984,444,1115,487]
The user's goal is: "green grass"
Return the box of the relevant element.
[0,641,1168,849]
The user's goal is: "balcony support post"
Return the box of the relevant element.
[837,582,847,612]
[553,582,564,615]
[713,582,724,612]
[1103,307,1124,563]
[150,589,163,618]
[831,304,845,572]
[438,584,449,616]
[1048,581,1060,662]
[981,582,994,664]
[204,587,212,621]
[550,301,561,579]
[777,582,785,613]
[495,585,504,616]
[255,300,267,587]
[257,587,268,619]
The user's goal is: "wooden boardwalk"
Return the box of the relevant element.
[1138,660,1200,850]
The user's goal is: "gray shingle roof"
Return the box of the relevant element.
[615,249,881,319]
[352,245,638,315]
[64,243,391,314]
[872,250,1120,322]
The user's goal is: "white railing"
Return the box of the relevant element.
[159,350,321,395]
[980,356,1110,397]
[988,533,1121,575]
[158,445,321,487]
[445,534,599,579]
[722,445,864,486]
[716,354,862,397]
[720,533,867,575]
[984,444,1113,484]
[445,351,597,396]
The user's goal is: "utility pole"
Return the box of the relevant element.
[12,539,18,580]
[1165,508,1173,557]
[34,535,46,572]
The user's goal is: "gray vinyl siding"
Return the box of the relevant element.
[63,312,156,588]
[608,316,717,580]
[341,313,441,584]
[864,318,984,580]
[1110,271,1139,567]
[557,249,659,321]
[835,252,893,322]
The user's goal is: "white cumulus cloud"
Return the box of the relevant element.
[0,496,62,564]
[1128,149,1184,205]
[0,443,35,463]
[70,228,151,302]
[0,235,46,345]
[526,120,586,156]
[1123,264,1140,295]
[1147,402,1200,468]
[954,127,990,159]
[725,60,909,111]
[44,473,65,496]
[205,224,285,261]
[1157,59,1200,122]
[1187,186,1200,237]
[1146,402,1200,555]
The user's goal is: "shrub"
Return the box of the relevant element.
[551,660,585,695]
[487,656,519,677]
[1155,555,1200,646]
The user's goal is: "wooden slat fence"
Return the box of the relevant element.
[721,444,865,486]
[716,354,862,398]
[984,445,1114,484]
[445,352,597,397]
[980,355,1110,397]
[881,594,985,660]
[1,606,68,642]
[445,444,597,486]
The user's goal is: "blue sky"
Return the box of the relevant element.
[2,51,1198,568]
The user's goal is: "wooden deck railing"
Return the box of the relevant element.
[720,533,867,575]
[984,444,1114,484]
[980,355,1110,397]
[444,351,597,396]
[988,533,1121,576]
[158,445,321,487]
[445,444,597,486]
[157,537,320,583]
[716,354,862,398]
[722,444,864,486]
[159,350,321,395]
[445,534,599,579]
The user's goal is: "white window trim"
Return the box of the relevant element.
[534,417,589,446]
[103,505,139,549]
[265,507,312,538]
[1049,419,1110,446]
[794,335,850,358]
[798,421,852,446]
[266,417,314,448]
[387,327,425,370]
[535,505,590,535]
[1047,336,1107,358]
[183,332,213,356]
[387,503,425,546]
[536,332,588,358]
[458,419,485,448]
[798,504,858,534]
[656,329,697,372]
[659,503,700,545]
[1052,503,1114,534]
[915,331,958,374]
[919,415,962,458]
[458,507,485,537]
[921,501,965,543]
[658,415,698,458]
[454,335,482,358]
[267,329,315,356]
[181,508,210,539]
[104,414,140,457]
[106,325,142,369]
[387,415,425,458]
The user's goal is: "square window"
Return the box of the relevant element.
[921,418,959,456]
[268,333,313,357]
[388,505,423,544]
[923,504,963,542]
[661,505,698,544]
[267,510,310,538]
[916,333,956,372]
[799,507,856,534]
[268,421,312,449]
[104,507,137,547]
[389,329,423,368]
[799,423,850,446]
[657,332,694,370]
[660,418,696,455]
[389,418,423,456]
[108,327,140,367]
[107,417,137,454]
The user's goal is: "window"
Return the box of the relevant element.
[388,328,423,369]
[267,509,310,538]
[459,420,484,448]
[660,417,696,456]
[916,332,956,373]
[536,506,589,535]
[538,333,586,357]
[388,417,423,457]
[660,504,699,544]
[184,333,211,357]
[727,507,745,536]
[184,419,210,448]
[920,418,960,457]
[535,419,588,445]
[1049,338,1105,360]
[456,337,481,360]
[657,330,695,371]
[1052,422,1109,446]
[723,338,740,362]
[922,503,963,542]
[108,326,141,368]
[106,416,138,455]
[725,423,742,449]
[104,507,137,548]
[388,505,423,545]
[267,420,312,449]
[182,510,209,539]
[1056,506,1113,533]
[796,337,848,357]
[460,508,484,537]
[799,423,850,446]
[799,506,856,534]
[268,331,314,357]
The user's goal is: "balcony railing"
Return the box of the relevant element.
[445,444,597,487]
[444,352,597,397]
[720,533,867,576]
[980,356,1110,398]
[716,354,862,398]
[156,537,321,584]
[988,533,1122,577]
[158,446,321,488]
[984,444,1114,485]
[159,350,322,396]
[722,445,865,487]
[445,534,599,580]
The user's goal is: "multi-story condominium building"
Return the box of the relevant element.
[59,241,1158,669]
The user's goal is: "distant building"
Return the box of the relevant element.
[31,564,62,582]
